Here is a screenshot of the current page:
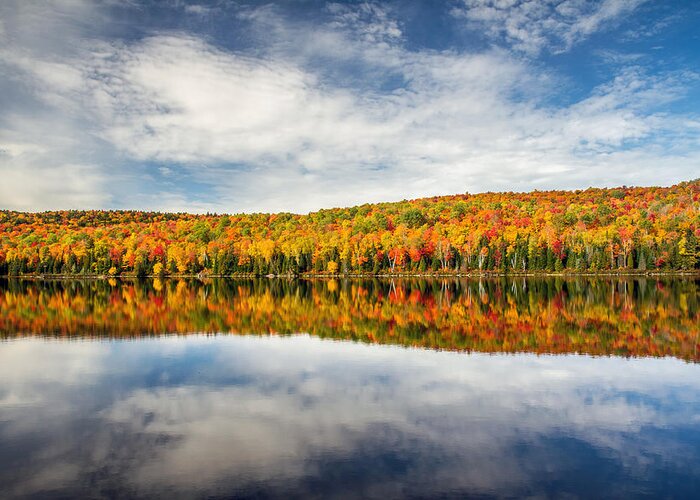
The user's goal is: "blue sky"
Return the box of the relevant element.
[0,1,698,213]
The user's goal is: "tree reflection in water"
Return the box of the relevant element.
[1,277,698,360]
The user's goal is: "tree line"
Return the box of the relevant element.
[1,181,698,276]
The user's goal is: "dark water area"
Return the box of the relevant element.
[1,278,699,498]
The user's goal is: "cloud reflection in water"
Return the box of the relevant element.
[1,335,700,498]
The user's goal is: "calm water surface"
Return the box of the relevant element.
[1,278,699,498]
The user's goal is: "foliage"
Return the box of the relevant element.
[0,181,698,276]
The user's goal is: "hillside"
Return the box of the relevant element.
[1,181,698,276]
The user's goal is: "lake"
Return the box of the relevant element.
[1,277,699,498]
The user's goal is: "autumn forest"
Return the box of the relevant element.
[1,181,699,277]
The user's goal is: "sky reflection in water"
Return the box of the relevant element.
[1,278,699,498]
[1,334,700,498]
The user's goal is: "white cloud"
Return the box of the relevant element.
[89,35,355,165]
[72,28,696,212]
[184,4,215,16]
[0,160,107,211]
[454,0,648,55]
[0,0,113,211]
[0,1,696,213]
[0,116,109,210]
[327,2,403,45]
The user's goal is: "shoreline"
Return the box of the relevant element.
[3,270,699,280]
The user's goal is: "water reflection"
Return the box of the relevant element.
[1,336,699,498]
[1,277,698,360]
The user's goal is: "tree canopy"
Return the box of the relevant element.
[1,181,698,276]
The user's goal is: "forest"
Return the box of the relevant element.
[1,181,698,276]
